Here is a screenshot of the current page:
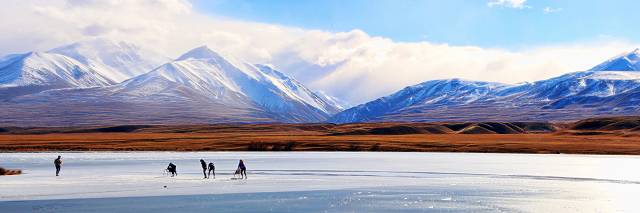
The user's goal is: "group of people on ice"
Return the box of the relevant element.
[53,156,247,179]
[166,159,246,179]
[179,159,247,179]
[199,159,215,179]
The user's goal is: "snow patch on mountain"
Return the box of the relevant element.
[118,59,251,107]
[331,48,640,123]
[49,38,169,82]
[315,90,350,110]
[256,64,342,114]
[0,51,114,88]
[113,46,342,122]
[589,48,640,71]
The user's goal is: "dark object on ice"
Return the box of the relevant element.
[200,159,207,178]
[237,160,247,179]
[208,162,215,179]
[167,163,177,177]
[0,167,22,175]
[54,156,63,176]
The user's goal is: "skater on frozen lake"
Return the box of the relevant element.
[54,156,63,176]
[200,159,207,179]
[167,163,177,177]
[208,162,215,179]
[237,160,247,179]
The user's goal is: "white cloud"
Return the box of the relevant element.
[0,0,636,104]
[487,0,529,9]
[543,7,563,13]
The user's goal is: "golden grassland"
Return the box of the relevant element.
[1,118,639,154]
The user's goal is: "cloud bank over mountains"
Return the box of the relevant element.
[0,0,637,104]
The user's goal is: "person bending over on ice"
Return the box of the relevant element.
[167,163,177,177]
[200,159,207,179]
[54,156,63,176]
[237,160,247,179]
[208,162,215,179]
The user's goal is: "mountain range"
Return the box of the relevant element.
[0,39,638,126]
[330,49,640,123]
[0,39,341,126]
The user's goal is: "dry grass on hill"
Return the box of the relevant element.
[0,117,639,155]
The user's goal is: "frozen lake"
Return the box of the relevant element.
[1,152,640,212]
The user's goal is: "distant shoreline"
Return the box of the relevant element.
[1,150,640,157]
[1,117,639,155]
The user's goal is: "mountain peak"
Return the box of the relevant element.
[47,38,169,83]
[177,45,224,61]
[24,51,43,57]
[50,38,138,56]
[20,51,61,63]
[589,48,640,72]
[0,50,115,89]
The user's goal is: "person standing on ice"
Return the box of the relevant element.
[237,160,247,179]
[208,162,215,179]
[167,163,177,177]
[54,156,63,176]
[200,159,207,179]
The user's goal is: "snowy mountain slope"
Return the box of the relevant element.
[541,72,640,109]
[329,79,512,123]
[117,58,254,108]
[315,90,350,111]
[496,71,640,105]
[255,64,343,114]
[3,40,639,125]
[330,49,640,123]
[0,85,277,126]
[0,45,343,125]
[0,52,114,87]
[122,46,339,122]
[0,52,115,99]
[49,38,169,82]
[589,48,640,71]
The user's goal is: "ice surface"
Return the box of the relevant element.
[1,152,640,212]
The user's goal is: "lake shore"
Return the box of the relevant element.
[1,119,639,155]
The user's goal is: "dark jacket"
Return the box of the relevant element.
[54,158,62,167]
[238,161,246,170]
[200,160,207,169]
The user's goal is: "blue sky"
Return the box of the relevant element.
[194,0,640,48]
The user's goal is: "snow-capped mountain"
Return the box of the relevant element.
[517,71,640,105]
[255,64,343,115]
[49,38,169,82]
[0,45,343,125]
[0,51,114,99]
[331,49,640,123]
[589,48,640,71]
[3,40,639,125]
[116,46,339,122]
[329,79,514,123]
